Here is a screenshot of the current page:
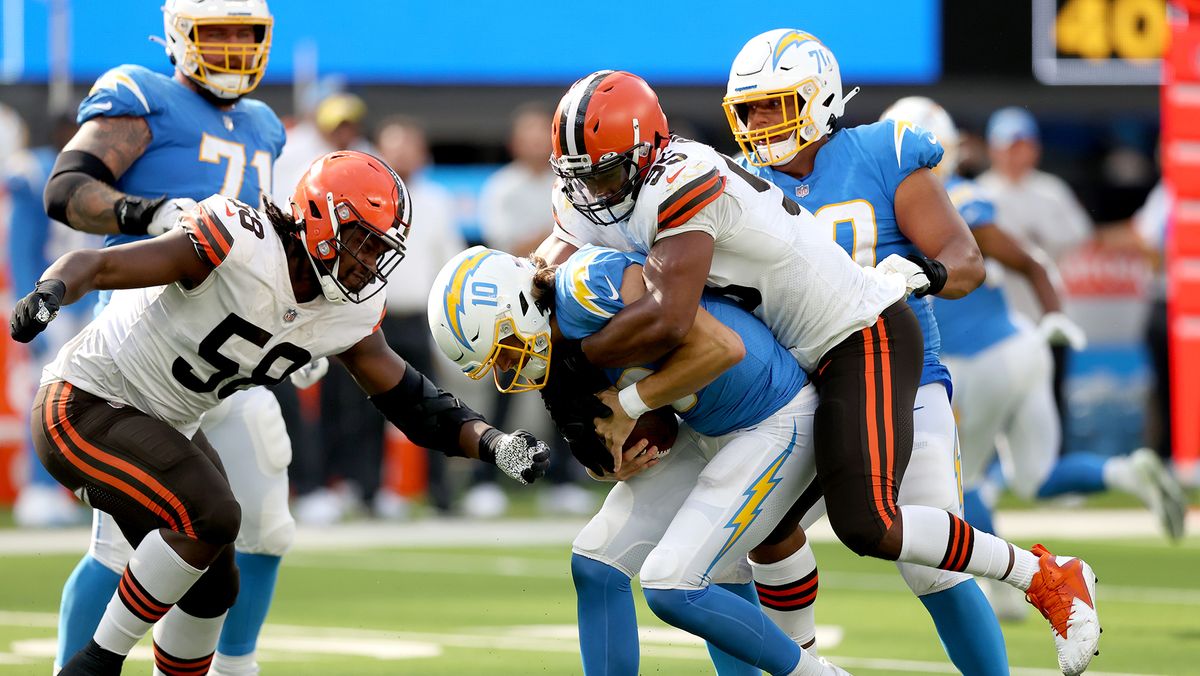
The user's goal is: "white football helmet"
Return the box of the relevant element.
[724,29,859,167]
[428,247,553,393]
[881,96,960,178]
[162,0,273,100]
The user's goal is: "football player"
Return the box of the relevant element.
[721,29,1003,673]
[40,2,293,673]
[882,96,1187,611]
[429,245,847,676]
[13,151,550,675]
[538,69,1101,676]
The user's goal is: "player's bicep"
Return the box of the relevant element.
[894,169,973,258]
[336,330,407,396]
[92,228,211,290]
[62,116,152,180]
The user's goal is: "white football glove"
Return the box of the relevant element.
[876,253,931,297]
[1039,312,1087,350]
[289,357,330,389]
[147,197,198,236]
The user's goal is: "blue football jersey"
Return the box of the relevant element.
[78,65,286,250]
[932,176,1018,356]
[741,119,951,390]
[555,245,807,437]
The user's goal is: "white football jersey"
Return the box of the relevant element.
[44,195,385,435]
[551,136,905,371]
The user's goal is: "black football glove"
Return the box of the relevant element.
[538,338,615,475]
[479,428,551,485]
[10,279,66,343]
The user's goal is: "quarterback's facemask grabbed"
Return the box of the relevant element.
[428,247,553,394]
[723,28,858,167]
[550,70,670,226]
[292,151,412,304]
[161,0,273,100]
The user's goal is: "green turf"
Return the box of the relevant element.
[1,535,1197,674]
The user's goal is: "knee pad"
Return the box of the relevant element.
[640,547,686,590]
[232,481,295,556]
[897,560,972,597]
[88,510,134,574]
[178,549,240,618]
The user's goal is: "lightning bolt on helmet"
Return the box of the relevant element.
[550,70,670,226]
[723,29,859,167]
[290,150,412,304]
[428,247,552,393]
[161,0,273,100]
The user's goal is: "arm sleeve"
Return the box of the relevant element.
[77,66,156,123]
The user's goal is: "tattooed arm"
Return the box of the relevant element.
[51,116,153,235]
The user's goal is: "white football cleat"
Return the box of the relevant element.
[1024,544,1100,676]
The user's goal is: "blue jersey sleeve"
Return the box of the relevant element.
[77,65,162,123]
[945,178,996,229]
[554,246,645,340]
[872,119,944,197]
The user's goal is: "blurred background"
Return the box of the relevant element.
[0,0,1187,524]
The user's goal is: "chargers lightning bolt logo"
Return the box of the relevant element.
[706,424,799,575]
[443,249,494,350]
[571,249,616,318]
[772,31,820,70]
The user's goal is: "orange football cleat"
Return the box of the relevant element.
[1024,544,1100,675]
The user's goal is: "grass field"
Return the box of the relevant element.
[1,509,1198,675]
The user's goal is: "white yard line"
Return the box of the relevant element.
[1,508,1195,556]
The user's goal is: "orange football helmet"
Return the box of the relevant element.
[291,150,412,304]
[550,70,669,225]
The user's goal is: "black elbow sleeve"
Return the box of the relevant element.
[44,150,116,226]
[369,364,486,457]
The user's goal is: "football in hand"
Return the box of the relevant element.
[622,406,679,455]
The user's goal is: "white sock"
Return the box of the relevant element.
[751,541,819,653]
[897,505,1040,590]
[789,648,835,676]
[1102,455,1143,497]
[152,607,226,675]
[210,651,260,676]
[94,530,205,656]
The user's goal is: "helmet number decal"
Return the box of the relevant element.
[471,282,499,307]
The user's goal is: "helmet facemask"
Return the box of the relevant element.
[303,191,408,305]
[474,316,552,394]
[552,115,656,226]
[724,79,824,168]
[164,9,273,100]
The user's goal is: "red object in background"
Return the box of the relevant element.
[1166,3,1200,467]
[383,427,427,499]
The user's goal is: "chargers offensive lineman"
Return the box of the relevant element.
[882,96,1187,612]
[538,69,1102,676]
[722,29,1005,673]
[39,2,294,673]
[430,246,845,675]
[13,151,550,675]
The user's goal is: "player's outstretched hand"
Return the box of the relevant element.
[147,197,198,236]
[289,357,330,389]
[876,253,931,297]
[10,279,66,343]
[481,429,551,485]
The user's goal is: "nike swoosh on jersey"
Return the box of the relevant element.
[92,101,113,111]
[665,166,686,184]
[602,278,620,301]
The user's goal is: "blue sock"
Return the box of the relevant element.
[57,555,120,667]
[962,488,996,535]
[707,582,762,676]
[919,580,1009,676]
[643,585,801,676]
[218,552,282,656]
[571,554,639,676]
[1036,453,1108,498]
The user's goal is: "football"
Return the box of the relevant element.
[623,406,679,455]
